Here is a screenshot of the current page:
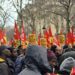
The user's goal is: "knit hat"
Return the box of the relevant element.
[60,57,75,73]
[47,50,57,61]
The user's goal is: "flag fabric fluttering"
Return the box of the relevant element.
[0,29,7,45]
[70,67,75,75]
[44,29,50,47]
[48,26,53,37]
[1,31,7,45]
[8,39,14,46]
[14,22,20,40]
[65,31,73,45]
[0,28,3,40]
[48,26,54,46]
[20,21,26,42]
[20,21,27,48]
[71,26,75,45]
[13,22,20,47]
[53,35,60,47]
[38,33,41,45]
[44,29,49,39]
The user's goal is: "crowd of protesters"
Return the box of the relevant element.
[0,34,75,75]
[0,44,75,75]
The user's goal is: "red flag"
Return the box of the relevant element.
[0,29,7,45]
[48,26,53,37]
[8,39,14,46]
[14,22,20,40]
[1,32,7,45]
[70,67,75,75]
[53,35,60,47]
[44,29,49,38]
[71,26,75,44]
[20,21,26,42]
[44,29,50,47]
[48,26,54,46]
[38,33,41,45]
[0,28,4,40]
[65,32,72,45]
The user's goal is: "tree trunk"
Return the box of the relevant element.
[19,0,23,45]
[66,9,70,33]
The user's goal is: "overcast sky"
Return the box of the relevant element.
[1,0,29,27]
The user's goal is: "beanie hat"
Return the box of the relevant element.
[47,50,57,61]
[60,57,75,73]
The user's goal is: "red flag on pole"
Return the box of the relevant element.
[48,26,54,46]
[8,39,14,46]
[44,29,50,47]
[1,30,7,45]
[0,28,4,40]
[38,33,41,45]
[48,26,53,37]
[65,32,72,45]
[71,26,75,44]
[14,22,20,40]
[20,21,26,42]
[44,29,49,39]
[0,29,7,45]
[53,35,60,47]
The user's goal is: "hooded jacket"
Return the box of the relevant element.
[0,58,10,75]
[60,57,75,75]
[18,45,52,75]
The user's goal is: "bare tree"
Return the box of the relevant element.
[58,0,75,32]
[33,0,75,32]
[0,0,15,29]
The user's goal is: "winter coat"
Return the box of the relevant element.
[0,58,10,75]
[15,54,25,74]
[18,45,52,75]
[6,58,15,75]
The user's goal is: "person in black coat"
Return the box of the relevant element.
[0,46,11,75]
